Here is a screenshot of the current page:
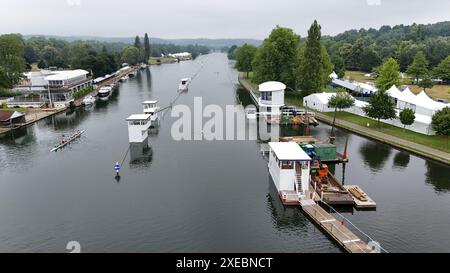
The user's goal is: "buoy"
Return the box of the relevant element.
[114,162,120,176]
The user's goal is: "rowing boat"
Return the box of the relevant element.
[51,130,85,152]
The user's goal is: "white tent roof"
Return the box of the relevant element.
[416,91,447,110]
[397,87,417,104]
[305,93,335,104]
[386,85,402,99]
[259,81,286,92]
[269,142,311,161]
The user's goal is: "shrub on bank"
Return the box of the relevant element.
[73,85,94,100]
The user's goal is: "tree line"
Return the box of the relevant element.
[233,21,333,96]
[322,21,450,78]
[231,21,450,137]
[0,33,210,90]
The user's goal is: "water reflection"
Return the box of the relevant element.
[359,141,392,172]
[267,177,308,230]
[129,139,153,167]
[425,161,450,193]
[145,68,152,91]
[393,151,410,169]
[0,126,35,145]
[236,87,254,107]
[44,108,90,130]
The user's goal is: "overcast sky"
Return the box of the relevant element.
[1,0,450,39]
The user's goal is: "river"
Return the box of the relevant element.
[0,53,449,253]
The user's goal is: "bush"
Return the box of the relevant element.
[0,89,20,98]
[73,85,94,100]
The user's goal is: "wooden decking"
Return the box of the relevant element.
[300,200,372,253]
[344,185,377,209]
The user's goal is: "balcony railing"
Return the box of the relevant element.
[48,76,92,90]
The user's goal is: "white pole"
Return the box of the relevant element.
[47,84,53,108]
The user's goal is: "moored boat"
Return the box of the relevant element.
[98,86,112,101]
[128,70,137,78]
[178,78,190,92]
[83,95,96,105]
[310,163,353,205]
[246,106,257,119]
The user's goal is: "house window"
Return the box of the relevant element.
[261,92,272,101]
[281,161,294,169]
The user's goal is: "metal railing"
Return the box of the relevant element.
[320,201,389,253]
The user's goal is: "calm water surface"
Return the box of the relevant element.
[0,53,449,252]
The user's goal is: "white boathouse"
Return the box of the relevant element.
[258,81,286,116]
[268,142,311,205]
[142,100,160,126]
[126,114,152,143]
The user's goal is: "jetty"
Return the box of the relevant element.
[344,185,377,209]
[300,199,372,253]
[74,66,139,107]
[267,141,382,253]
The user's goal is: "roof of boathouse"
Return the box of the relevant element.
[269,142,311,161]
[45,69,89,81]
[259,81,286,92]
[126,114,151,121]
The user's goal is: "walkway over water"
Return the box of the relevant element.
[301,200,372,253]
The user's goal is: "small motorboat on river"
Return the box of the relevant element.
[178,78,191,92]
[83,95,96,105]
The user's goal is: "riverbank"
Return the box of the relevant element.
[0,108,66,136]
[238,75,450,165]
[0,66,139,137]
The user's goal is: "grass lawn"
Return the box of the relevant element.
[323,111,450,153]
[149,56,178,65]
[285,92,303,107]
[345,71,374,83]
[408,85,450,101]
[0,108,28,113]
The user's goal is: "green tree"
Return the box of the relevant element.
[252,26,300,89]
[134,36,141,50]
[360,47,381,72]
[227,45,238,60]
[0,34,26,89]
[331,54,345,78]
[346,38,365,70]
[375,58,401,91]
[134,36,143,63]
[144,33,151,64]
[418,75,434,91]
[433,55,450,83]
[399,108,416,130]
[296,20,333,96]
[431,107,450,136]
[37,59,46,69]
[121,46,140,65]
[363,90,397,123]
[407,51,429,84]
[328,88,355,139]
[234,44,258,77]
